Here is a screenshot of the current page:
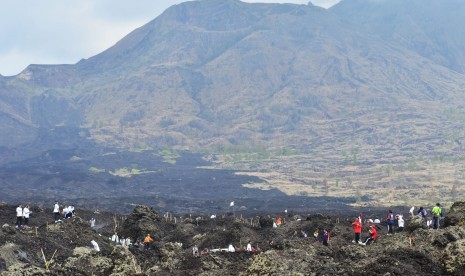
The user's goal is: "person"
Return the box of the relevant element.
[91,240,100,252]
[314,229,320,242]
[273,221,277,228]
[362,225,377,245]
[386,209,395,235]
[301,230,308,238]
[111,233,119,243]
[15,204,23,228]
[62,206,69,219]
[418,207,427,223]
[228,244,235,252]
[276,217,282,226]
[291,230,298,238]
[53,202,61,223]
[144,234,153,250]
[23,205,31,227]
[352,217,362,244]
[397,214,404,232]
[431,203,442,229]
[126,237,131,247]
[409,206,415,218]
[268,240,274,250]
[65,206,75,218]
[90,218,96,228]
[246,241,252,252]
[322,230,331,246]
[192,244,199,256]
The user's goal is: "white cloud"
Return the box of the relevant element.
[0,0,340,76]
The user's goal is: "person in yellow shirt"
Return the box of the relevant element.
[431,203,442,229]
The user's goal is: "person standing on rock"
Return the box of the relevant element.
[15,204,23,228]
[144,234,153,250]
[23,205,31,227]
[431,203,442,229]
[323,229,331,246]
[396,214,404,232]
[386,209,395,235]
[53,201,61,223]
[352,217,362,244]
[192,245,199,256]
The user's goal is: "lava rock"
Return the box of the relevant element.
[444,202,465,227]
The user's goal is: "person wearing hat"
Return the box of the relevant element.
[362,224,377,245]
[144,234,153,250]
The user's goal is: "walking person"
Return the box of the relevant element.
[53,201,61,223]
[431,203,442,229]
[386,209,395,235]
[23,205,31,227]
[15,204,23,228]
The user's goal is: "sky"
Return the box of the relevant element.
[0,0,340,76]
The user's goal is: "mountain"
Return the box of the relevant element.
[2,0,465,160]
[2,0,465,209]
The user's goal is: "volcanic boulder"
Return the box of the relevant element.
[444,201,465,227]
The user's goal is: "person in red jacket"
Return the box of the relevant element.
[362,225,377,245]
[352,217,362,244]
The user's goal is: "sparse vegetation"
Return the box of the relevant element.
[109,167,142,177]
[89,167,105,173]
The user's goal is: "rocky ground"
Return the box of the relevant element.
[1,202,465,275]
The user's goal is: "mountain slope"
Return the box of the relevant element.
[1,0,465,160]
[331,0,465,74]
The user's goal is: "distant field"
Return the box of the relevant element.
[207,150,465,208]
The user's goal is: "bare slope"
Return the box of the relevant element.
[332,0,465,74]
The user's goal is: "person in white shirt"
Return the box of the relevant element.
[126,238,131,247]
[246,241,252,252]
[66,206,75,218]
[397,214,405,232]
[90,218,96,228]
[53,202,61,223]
[228,244,235,252]
[15,204,23,228]
[111,233,119,243]
[91,240,100,252]
[62,207,69,219]
[23,205,31,226]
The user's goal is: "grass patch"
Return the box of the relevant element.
[89,167,105,173]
